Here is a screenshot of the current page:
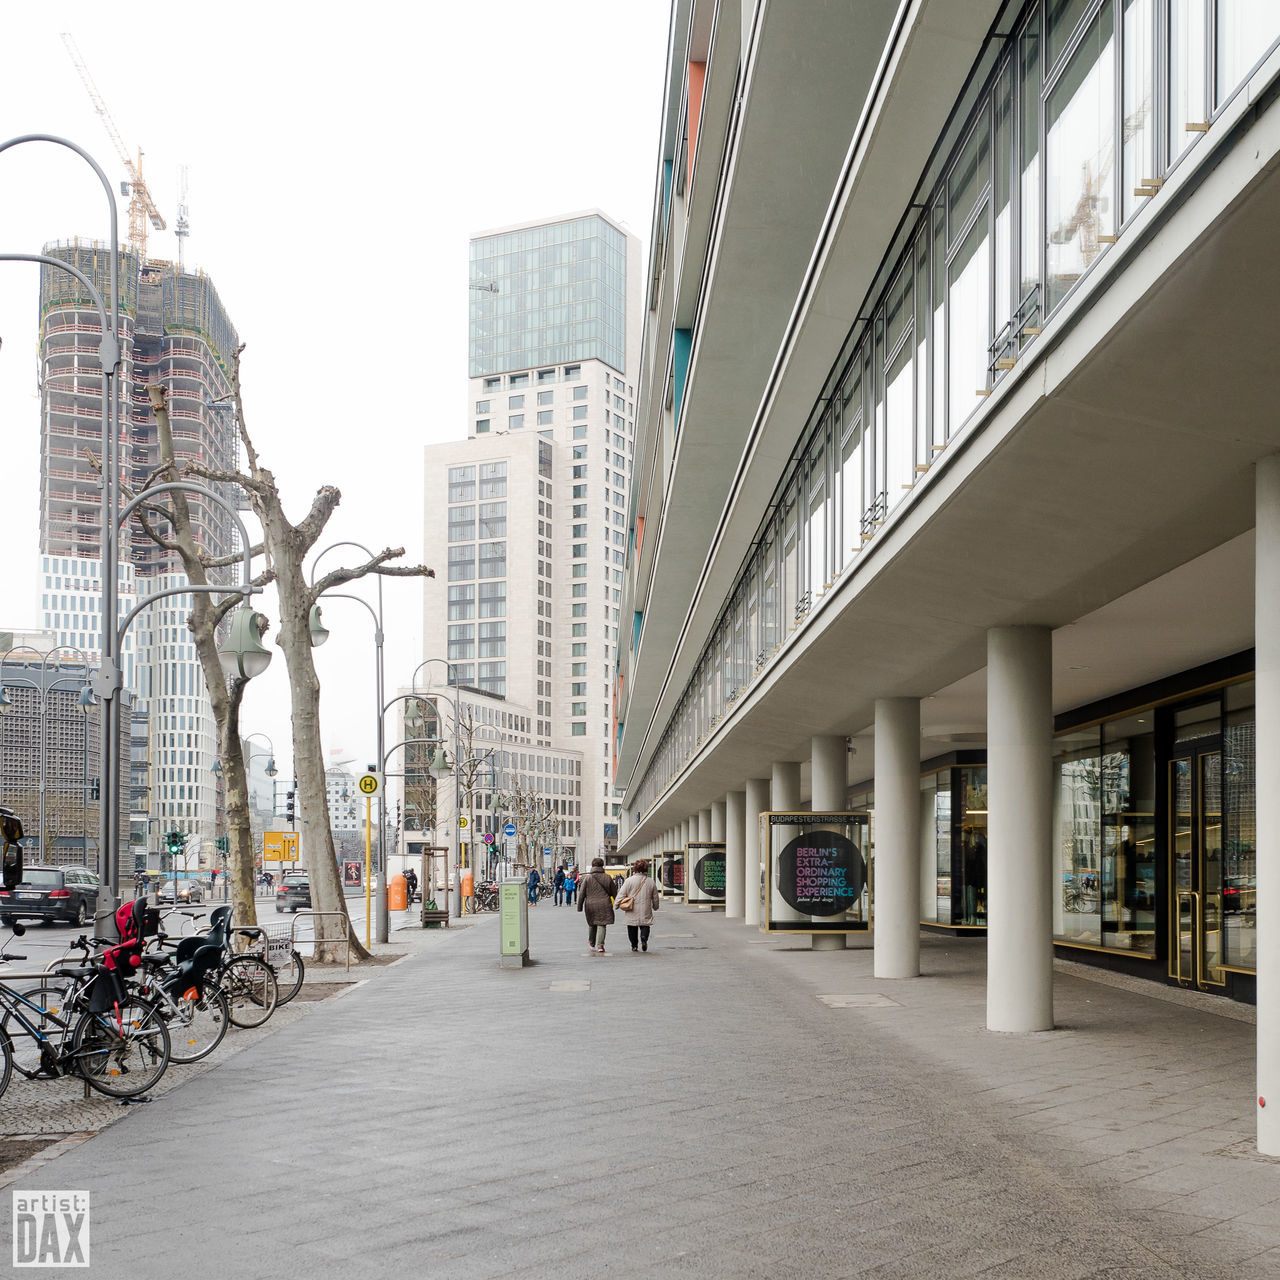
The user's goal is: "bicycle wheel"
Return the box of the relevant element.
[165,985,229,1065]
[218,956,278,1029]
[0,1030,11,1100]
[2,980,78,1079]
[72,996,170,1098]
[272,949,305,1006]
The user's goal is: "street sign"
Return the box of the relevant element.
[482,832,495,845]
[543,846,551,855]
[264,831,300,862]
[458,816,469,829]
[358,772,381,796]
[504,823,517,838]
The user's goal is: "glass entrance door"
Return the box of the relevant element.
[1169,743,1226,989]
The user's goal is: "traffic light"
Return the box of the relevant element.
[216,835,229,853]
[166,830,184,858]
[90,777,100,801]
[285,786,296,826]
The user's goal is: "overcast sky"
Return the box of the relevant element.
[0,3,670,793]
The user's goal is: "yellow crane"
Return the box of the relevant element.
[61,32,167,260]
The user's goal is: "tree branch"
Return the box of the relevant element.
[294,485,342,553]
[184,460,270,498]
[229,345,262,475]
[310,547,433,601]
[210,568,276,627]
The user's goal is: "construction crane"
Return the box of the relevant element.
[61,32,167,260]
[175,164,190,272]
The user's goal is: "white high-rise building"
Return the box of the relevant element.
[423,211,641,863]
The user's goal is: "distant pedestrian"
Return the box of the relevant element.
[527,866,541,905]
[553,865,566,905]
[577,857,615,953]
[615,859,660,952]
[564,866,578,906]
[404,866,418,903]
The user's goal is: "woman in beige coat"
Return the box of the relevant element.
[615,858,660,952]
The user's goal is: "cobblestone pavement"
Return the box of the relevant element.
[5,901,1279,1279]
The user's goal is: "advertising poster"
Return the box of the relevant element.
[342,860,363,889]
[686,841,726,905]
[660,850,685,899]
[762,813,870,932]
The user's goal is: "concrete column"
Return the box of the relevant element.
[874,699,921,978]
[811,735,849,951]
[770,761,804,924]
[711,799,725,843]
[1257,457,1280,1154]
[725,790,747,918]
[697,808,711,841]
[987,626,1054,1033]
[744,777,769,927]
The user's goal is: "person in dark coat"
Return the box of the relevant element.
[527,866,542,905]
[577,857,616,952]
[553,865,566,905]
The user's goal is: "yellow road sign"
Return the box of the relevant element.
[264,831,300,861]
[358,773,380,795]
[458,816,469,829]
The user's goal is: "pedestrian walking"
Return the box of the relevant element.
[404,865,418,904]
[577,857,615,953]
[553,865,566,905]
[564,865,578,906]
[614,859,661,952]
[527,865,542,905]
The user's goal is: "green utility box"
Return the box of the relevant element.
[499,878,530,968]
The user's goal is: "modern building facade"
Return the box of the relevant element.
[617,0,1280,1153]
[38,242,241,870]
[423,211,641,862]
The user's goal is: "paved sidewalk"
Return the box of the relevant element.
[6,901,1279,1279]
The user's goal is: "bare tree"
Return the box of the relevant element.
[138,383,272,931]
[185,347,432,961]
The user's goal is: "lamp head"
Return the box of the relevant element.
[266,757,279,778]
[308,604,330,648]
[218,609,273,680]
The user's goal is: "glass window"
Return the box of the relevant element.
[448,466,475,503]
[447,544,474,582]
[1170,0,1208,160]
[483,377,501,391]
[537,368,557,383]
[508,395,525,410]
[1045,1,1116,313]
[479,581,506,617]
[1122,0,1156,224]
[509,414,524,429]
[475,419,490,433]
[1217,3,1280,105]
[1046,0,1095,68]
[478,502,506,538]
[537,411,554,425]
[572,406,588,420]
[448,584,474,620]
[479,621,506,657]
[537,390,554,405]
[478,541,506,578]
[480,462,506,498]
[448,505,475,543]
[475,400,490,413]
[948,209,991,426]
[572,425,587,439]
[1019,16,1042,309]
[948,111,989,243]
[509,373,528,388]
[564,365,581,380]
[572,723,587,736]
[447,623,475,660]
[573,385,589,401]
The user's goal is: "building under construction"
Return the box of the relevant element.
[37,241,241,870]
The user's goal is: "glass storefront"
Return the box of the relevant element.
[918,759,987,929]
[1053,713,1156,955]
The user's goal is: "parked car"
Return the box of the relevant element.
[0,863,100,926]
[276,873,311,913]
[157,879,205,904]
[1223,876,1256,914]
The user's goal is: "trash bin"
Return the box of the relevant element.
[461,870,474,899]
[389,872,408,912]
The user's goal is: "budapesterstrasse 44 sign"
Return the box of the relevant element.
[762,813,870,933]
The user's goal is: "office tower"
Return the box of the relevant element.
[38,241,240,866]
[423,211,641,864]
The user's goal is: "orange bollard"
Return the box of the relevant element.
[389,872,408,912]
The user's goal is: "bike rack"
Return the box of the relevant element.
[290,910,351,973]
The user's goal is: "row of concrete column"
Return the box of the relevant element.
[633,641,1051,1029]
[629,460,1280,1154]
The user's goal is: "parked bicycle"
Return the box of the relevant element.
[0,909,171,1099]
